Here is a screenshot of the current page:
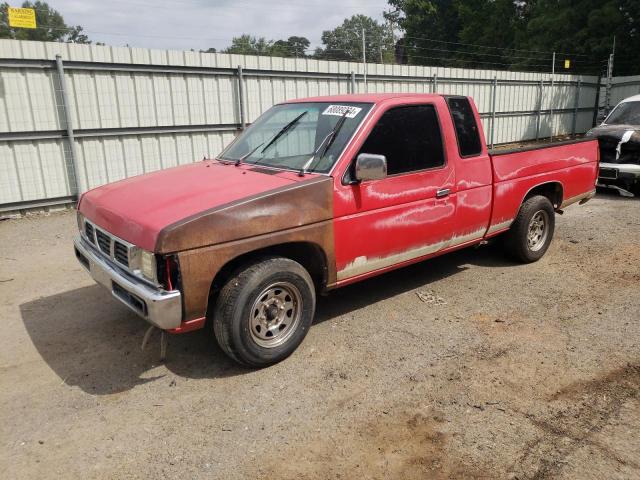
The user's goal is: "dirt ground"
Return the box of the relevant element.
[1,191,639,480]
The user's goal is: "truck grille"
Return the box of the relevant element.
[85,222,95,244]
[96,229,111,255]
[113,241,130,267]
[82,220,132,269]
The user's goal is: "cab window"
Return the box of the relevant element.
[446,97,482,157]
[357,104,445,176]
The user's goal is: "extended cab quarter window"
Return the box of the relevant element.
[446,97,482,156]
[358,104,445,175]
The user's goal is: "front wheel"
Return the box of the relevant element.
[213,257,316,367]
[504,195,555,263]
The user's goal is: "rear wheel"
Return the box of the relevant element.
[213,257,315,367]
[504,195,555,263]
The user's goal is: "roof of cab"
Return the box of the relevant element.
[285,93,444,104]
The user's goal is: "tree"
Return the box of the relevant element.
[387,0,640,74]
[220,35,310,58]
[0,1,91,43]
[455,0,524,68]
[515,0,640,75]
[386,0,461,66]
[270,36,310,57]
[315,15,394,63]
[222,34,273,55]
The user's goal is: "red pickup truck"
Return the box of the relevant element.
[74,93,598,366]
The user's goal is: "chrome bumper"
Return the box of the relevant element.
[598,162,640,179]
[74,235,182,330]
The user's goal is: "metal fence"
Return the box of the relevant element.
[0,40,601,212]
[602,74,640,113]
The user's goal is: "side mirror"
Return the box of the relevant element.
[355,153,387,182]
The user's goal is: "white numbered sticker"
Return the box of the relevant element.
[322,105,362,118]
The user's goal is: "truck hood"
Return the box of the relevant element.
[586,124,640,141]
[586,125,640,164]
[79,161,332,252]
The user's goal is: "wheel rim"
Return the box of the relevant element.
[249,282,302,348]
[527,209,549,252]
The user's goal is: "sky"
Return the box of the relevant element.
[51,0,390,52]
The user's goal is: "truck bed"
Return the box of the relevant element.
[487,138,599,235]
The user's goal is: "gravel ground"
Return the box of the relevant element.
[1,191,639,480]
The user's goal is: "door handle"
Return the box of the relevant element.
[436,188,450,199]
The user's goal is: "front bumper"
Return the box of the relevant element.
[598,162,640,180]
[74,235,182,330]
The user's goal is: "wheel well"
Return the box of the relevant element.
[524,182,563,209]
[206,242,328,317]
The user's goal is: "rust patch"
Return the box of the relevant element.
[156,176,333,253]
[158,176,336,320]
[257,408,490,480]
[178,221,335,320]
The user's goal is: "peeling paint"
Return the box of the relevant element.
[616,130,635,161]
[337,227,486,280]
[486,219,513,235]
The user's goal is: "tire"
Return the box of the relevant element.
[212,257,316,367]
[504,195,555,263]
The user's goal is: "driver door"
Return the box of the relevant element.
[333,101,456,282]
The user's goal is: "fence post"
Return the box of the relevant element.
[55,54,83,197]
[361,28,367,90]
[549,72,555,142]
[535,79,543,141]
[432,73,438,93]
[592,75,602,127]
[350,71,356,94]
[490,76,497,149]
[237,65,246,130]
[572,79,581,136]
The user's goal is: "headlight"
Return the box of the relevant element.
[140,250,157,283]
[129,247,158,284]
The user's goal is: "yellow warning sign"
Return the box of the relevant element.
[564,59,571,69]
[8,7,37,29]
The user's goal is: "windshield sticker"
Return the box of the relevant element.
[322,105,363,118]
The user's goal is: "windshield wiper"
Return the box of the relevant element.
[235,142,263,166]
[299,111,349,176]
[234,111,308,166]
[260,110,308,154]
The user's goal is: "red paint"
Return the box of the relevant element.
[165,257,173,291]
[78,161,314,251]
[167,316,206,334]
[489,142,599,232]
[330,95,597,284]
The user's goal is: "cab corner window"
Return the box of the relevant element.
[446,97,482,157]
[357,104,445,176]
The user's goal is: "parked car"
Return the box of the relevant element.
[586,94,640,196]
[74,93,599,366]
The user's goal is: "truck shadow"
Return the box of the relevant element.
[595,187,639,200]
[314,242,514,324]
[19,284,249,395]
[20,242,515,395]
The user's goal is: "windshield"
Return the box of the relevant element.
[219,102,373,173]
[605,101,640,126]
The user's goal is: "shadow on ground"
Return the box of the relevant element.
[20,241,515,395]
[595,187,639,201]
